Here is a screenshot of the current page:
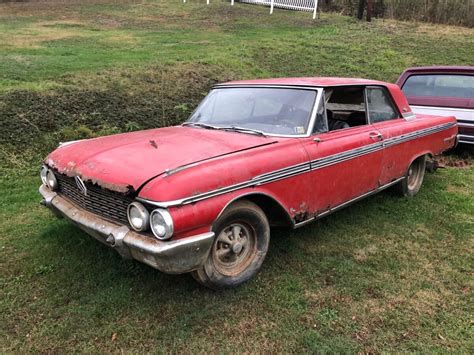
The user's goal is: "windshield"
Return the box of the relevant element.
[186,87,318,136]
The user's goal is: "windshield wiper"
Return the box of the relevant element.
[221,126,267,137]
[182,122,218,130]
[183,122,266,137]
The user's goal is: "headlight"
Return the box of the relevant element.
[41,166,58,190]
[40,166,48,185]
[150,209,174,240]
[127,202,150,232]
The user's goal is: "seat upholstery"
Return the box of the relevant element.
[327,109,350,131]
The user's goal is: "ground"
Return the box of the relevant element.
[0,1,473,352]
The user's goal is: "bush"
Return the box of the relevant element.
[320,0,473,27]
[0,63,236,167]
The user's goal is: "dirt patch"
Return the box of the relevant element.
[446,184,471,197]
[438,156,470,168]
[353,244,378,262]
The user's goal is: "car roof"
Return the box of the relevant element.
[218,77,388,87]
[401,66,474,74]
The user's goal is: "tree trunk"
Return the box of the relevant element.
[357,0,366,20]
[367,0,373,21]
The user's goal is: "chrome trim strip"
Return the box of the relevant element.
[402,112,416,120]
[458,134,474,144]
[293,177,404,228]
[138,122,456,208]
[383,122,455,148]
[458,122,474,128]
[411,105,473,113]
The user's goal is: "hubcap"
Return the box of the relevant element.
[407,162,421,189]
[212,222,256,276]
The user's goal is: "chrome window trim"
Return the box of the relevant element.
[137,122,456,209]
[402,112,417,120]
[184,85,323,138]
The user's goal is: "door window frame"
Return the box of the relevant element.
[365,85,402,124]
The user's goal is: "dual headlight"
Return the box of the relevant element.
[40,165,58,190]
[127,202,173,240]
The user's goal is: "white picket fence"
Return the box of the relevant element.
[183,0,319,19]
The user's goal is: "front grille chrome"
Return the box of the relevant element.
[55,173,133,225]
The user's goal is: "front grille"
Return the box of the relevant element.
[55,173,133,225]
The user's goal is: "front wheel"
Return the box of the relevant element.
[395,155,427,197]
[191,200,270,289]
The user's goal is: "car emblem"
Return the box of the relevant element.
[75,176,88,196]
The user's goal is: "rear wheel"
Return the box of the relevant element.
[395,155,426,197]
[191,200,270,289]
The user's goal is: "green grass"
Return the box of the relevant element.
[1,160,473,352]
[1,1,473,352]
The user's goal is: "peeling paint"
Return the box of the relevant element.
[45,157,133,194]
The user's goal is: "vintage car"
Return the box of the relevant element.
[39,77,458,289]
[397,66,473,145]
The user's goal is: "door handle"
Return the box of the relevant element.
[369,132,383,141]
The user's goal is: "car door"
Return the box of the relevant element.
[301,87,384,216]
[365,86,414,185]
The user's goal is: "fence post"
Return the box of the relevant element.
[231,0,234,5]
[270,0,274,14]
[313,0,318,19]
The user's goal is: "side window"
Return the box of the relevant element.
[366,87,399,123]
[313,93,328,134]
[325,87,368,131]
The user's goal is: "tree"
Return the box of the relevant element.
[357,0,366,20]
[357,0,374,22]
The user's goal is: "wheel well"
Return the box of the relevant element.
[223,194,293,228]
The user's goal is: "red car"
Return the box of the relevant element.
[40,77,457,289]
[397,66,473,145]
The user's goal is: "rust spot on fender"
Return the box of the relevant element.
[293,202,309,223]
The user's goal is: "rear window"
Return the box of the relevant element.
[402,74,474,99]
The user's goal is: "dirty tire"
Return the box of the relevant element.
[395,155,427,197]
[191,200,270,290]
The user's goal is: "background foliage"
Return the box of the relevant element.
[321,0,474,27]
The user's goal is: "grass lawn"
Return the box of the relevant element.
[0,0,473,352]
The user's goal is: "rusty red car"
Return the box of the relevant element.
[40,77,458,289]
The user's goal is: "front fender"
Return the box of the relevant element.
[167,187,293,239]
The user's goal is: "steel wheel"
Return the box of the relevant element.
[191,200,270,289]
[394,155,427,197]
[406,161,424,190]
[212,222,257,276]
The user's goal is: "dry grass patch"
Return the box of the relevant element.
[1,20,88,49]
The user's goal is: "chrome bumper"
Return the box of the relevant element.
[39,185,214,274]
[457,134,474,145]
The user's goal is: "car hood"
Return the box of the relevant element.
[45,126,276,193]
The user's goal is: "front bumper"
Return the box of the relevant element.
[457,134,474,145]
[39,185,214,274]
